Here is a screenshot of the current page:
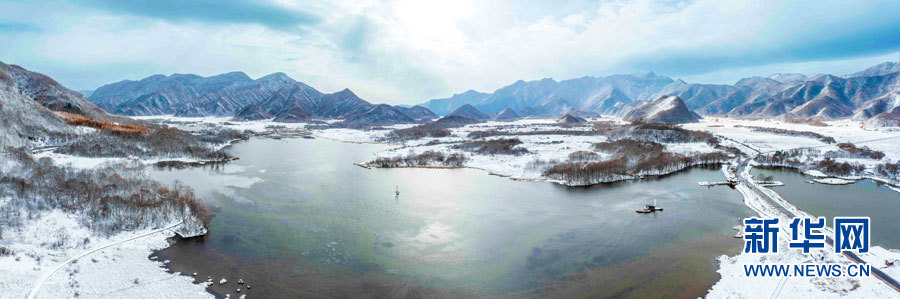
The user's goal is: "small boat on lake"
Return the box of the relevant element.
[636,199,664,213]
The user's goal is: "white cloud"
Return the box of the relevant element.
[1,0,899,104]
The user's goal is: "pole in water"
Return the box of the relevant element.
[395,185,399,196]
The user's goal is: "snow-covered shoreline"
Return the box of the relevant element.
[0,210,212,299]
[1,118,221,298]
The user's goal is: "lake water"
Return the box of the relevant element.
[149,137,754,298]
[753,168,900,249]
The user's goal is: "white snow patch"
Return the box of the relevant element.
[813,178,855,185]
[804,170,828,178]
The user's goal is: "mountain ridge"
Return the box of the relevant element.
[87,60,900,124]
[416,60,900,123]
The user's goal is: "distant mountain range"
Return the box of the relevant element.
[88,72,431,124]
[85,60,900,125]
[420,61,900,123]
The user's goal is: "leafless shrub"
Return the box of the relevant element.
[735,125,835,144]
[368,150,467,167]
[382,123,451,142]
[608,123,718,144]
[816,158,865,176]
[467,129,604,139]
[593,138,665,154]
[453,138,529,155]
[757,149,807,167]
[546,145,730,185]
[526,158,558,173]
[785,118,829,127]
[875,161,900,178]
[568,151,601,162]
[54,125,244,161]
[827,143,885,160]
[0,147,209,236]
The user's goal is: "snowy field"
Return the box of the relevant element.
[0,210,212,299]
[685,117,900,175]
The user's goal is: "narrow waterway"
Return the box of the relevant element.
[150,137,754,298]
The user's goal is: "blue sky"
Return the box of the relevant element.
[1,0,899,104]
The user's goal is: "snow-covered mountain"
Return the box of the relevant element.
[0,62,77,147]
[420,72,676,116]
[343,104,415,124]
[448,104,491,120]
[90,72,437,124]
[91,60,900,123]
[2,62,111,122]
[395,105,438,121]
[623,96,700,124]
[90,72,294,116]
[420,90,490,116]
[253,85,428,124]
[556,113,587,124]
[493,107,520,121]
[849,62,900,78]
[418,60,900,121]
[232,104,271,121]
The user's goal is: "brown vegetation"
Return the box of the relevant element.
[816,158,865,176]
[0,69,12,86]
[833,143,884,160]
[875,161,900,178]
[57,111,150,135]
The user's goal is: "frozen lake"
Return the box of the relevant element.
[150,137,754,298]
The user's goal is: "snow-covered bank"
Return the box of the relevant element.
[0,210,211,299]
[706,163,900,298]
[1,145,214,298]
